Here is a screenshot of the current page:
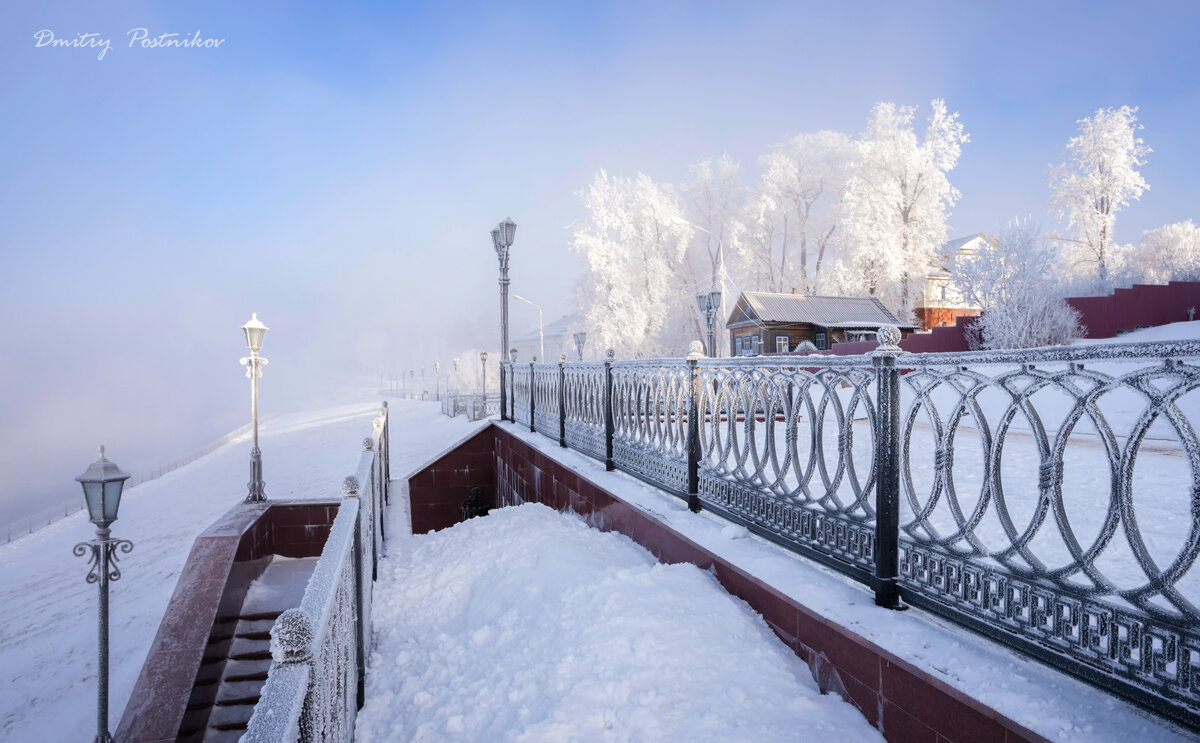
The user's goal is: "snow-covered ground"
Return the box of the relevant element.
[357,502,882,742]
[0,399,484,743]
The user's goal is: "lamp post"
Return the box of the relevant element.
[513,293,544,362]
[453,358,460,393]
[409,370,415,399]
[696,289,722,357]
[239,313,268,502]
[421,367,426,400]
[492,218,517,368]
[509,348,517,363]
[480,350,488,394]
[573,331,587,362]
[74,446,133,743]
[434,362,441,400]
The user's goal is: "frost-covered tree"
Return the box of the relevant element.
[1050,106,1151,290]
[571,170,693,358]
[681,155,743,357]
[952,221,1081,349]
[732,132,853,295]
[1128,220,1200,284]
[838,100,968,320]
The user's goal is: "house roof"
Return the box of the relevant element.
[730,292,917,329]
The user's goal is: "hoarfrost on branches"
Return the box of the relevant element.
[731,131,853,296]
[952,220,1081,349]
[1128,220,1200,284]
[836,99,968,321]
[571,170,693,358]
[1050,105,1151,291]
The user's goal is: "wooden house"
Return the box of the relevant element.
[725,292,917,355]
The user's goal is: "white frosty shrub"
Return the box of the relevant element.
[1128,220,1200,284]
[953,221,1082,349]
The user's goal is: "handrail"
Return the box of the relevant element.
[243,403,390,743]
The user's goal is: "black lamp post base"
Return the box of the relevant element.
[245,448,266,503]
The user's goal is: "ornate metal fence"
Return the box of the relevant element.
[510,364,532,429]
[532,363,561,439]
[243,404,391,743]
[499,334,1200,729]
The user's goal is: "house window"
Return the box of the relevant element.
[814,331,828,350]
[735,337,743,355]
[775,336,789,354]
[939,285,948,302]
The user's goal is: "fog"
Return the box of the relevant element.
[3,1,1198,527]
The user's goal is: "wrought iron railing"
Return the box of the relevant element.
[243,403,390,743]
[499,334,1200,729]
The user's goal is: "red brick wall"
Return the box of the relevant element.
[408,427,498,534]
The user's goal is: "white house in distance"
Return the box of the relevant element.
[510,314,590,363]
[913,233,991,331]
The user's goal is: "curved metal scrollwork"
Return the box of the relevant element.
[74,538,135,583]
[695,357,878,571]
[509,365,532,428]
[563,363,607,460]
[610,360,690,494]
[532,364,560,438]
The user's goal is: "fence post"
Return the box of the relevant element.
[500,362,507,421]
[558,354,567,447]
[528,362,536,433]
[604,350,614,470]
[686,341,703,512]
[872,325,904,610]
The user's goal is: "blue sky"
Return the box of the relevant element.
[1,0,1198,522]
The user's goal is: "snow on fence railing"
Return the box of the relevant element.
[498,331,1200,730]
[243,403,390,743]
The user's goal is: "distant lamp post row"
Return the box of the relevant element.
[696,289,722,357]
[491,217,517,368]
[240,313,269,503]
[74,447,133,743]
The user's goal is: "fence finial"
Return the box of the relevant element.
[271,608,314,664]
[363,436,374,451]
[605,348,615,360]
[687,340,705,360]
[560,352,567,362]
[873,325,904,356]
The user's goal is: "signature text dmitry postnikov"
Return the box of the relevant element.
[33,29,226,61]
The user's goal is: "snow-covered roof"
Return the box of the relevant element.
[731,292,915,329]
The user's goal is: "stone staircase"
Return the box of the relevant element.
[177,556,317,742]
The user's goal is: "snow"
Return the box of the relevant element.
[0,398,485,743]
[355,502,882,743]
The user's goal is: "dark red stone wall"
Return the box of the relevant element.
[408,427,497,534]
[117,501,340,743]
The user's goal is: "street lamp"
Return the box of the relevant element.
[573,331,587,362]
[421,367,426,400]
[74,446,133,743]
[453,358,460,393]
[434,361,441,400]
[493,217,517,371]
[480,351,488,393]
[696,289,722,357]
[674,217,729,357]
[239,313,269,502]
[513,293,544,362]
[509,348,517,363]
